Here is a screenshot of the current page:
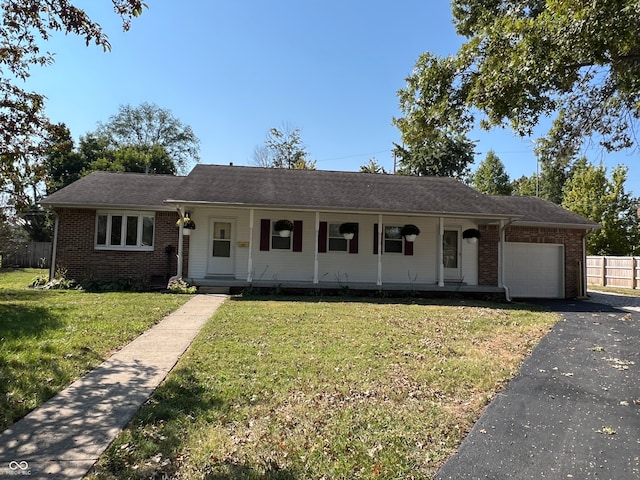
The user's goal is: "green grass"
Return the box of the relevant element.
[588,285,640,297]
[0,268,193,431]
[89,296,558,480]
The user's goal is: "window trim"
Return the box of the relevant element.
[327,223,348,252]
[271,221,292,250]
[95,211,155,251]
[384,225,404,254]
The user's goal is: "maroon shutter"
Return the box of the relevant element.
[373,223,379,254]
[293,220,303,252]
[318,221,328,253]
[404,237,413,256]
[260,219,270,251]
[349,228,359,254]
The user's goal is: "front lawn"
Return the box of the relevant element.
[89,296,558,479]
[0,268,193,431]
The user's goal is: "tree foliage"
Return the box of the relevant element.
[394,133,475,180]
[563,160,640,255]
[511,174,538,197]
[96,102,199,174]
[395,1,640,158]
[359,158,388,174]
[0,1,146,162]
[254,126,316,169]
[472,150,512,195]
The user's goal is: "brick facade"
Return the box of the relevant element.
[478,224,586,298]
[52,208,189,283]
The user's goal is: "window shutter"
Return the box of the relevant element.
[349,228,359,254]
[373,223,380,254]
[293,220,303,252]
[318,221,328,253]
[404,238,413,256]
[260,219,270,251]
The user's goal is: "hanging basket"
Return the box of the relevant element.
[176,217,196,230]
[463,228,481,244]
[339,222,358,240]
[400,224,420,241]
[274,219,293,237]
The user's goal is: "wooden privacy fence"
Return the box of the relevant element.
[0,242,52,268]
[587,256,640,290]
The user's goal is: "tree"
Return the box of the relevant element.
[563,160,640,255]
[393,132,475,180]
[394,1,640,160]
[96,102,200,174]
[360,158,388,174]
[255,126,316,169]
[45,123,85,194]
[511,174,538,197]
[0,1,146,163]
[472,150,512,195]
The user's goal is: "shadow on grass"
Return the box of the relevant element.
[204,461,299,480]
[95,367,301,479]
[0,303,62,339]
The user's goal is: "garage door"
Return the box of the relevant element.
[504,243,564,298]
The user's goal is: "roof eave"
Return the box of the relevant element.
[511,220,601,230]
[43,201,175,211]
[164,199,520,221]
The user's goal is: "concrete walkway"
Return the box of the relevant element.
[0,294,225,480]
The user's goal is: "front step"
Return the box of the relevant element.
[198,286,231,294]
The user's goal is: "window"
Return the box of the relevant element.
[328,223,348,252]
[384,226,403,253]
[96,211,155,250]
[443,230,458,268]
[271,222,291,250]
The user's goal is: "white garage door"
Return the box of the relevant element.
[504,243,564,298]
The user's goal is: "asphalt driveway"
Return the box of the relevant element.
[436,292,640,479]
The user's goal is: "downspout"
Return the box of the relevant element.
[49,213,59,281]
[499,218,517,302]
[168,205,185,285]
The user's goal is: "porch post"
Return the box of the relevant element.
[498,219,505,288]
[314,211,319,284]
[438,217,445,287]
[176,205,184,279]
[377,214,383,286]
[247,209,254,282]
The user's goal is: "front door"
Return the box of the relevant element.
[443,229,461,280]
[207,219,235,276]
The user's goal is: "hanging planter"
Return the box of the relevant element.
[338,222,358,240]
[274,219,294,237]
[176,216,196,235]
[400,224,420,242]
[463,228,481,244]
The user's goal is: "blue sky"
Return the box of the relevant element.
[25,1,639,196]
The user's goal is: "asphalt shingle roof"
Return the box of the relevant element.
[489,195,599,228]
[42,165,599,229]
[168,164,509,217]
[42,171,185,209]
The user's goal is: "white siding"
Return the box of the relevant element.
[185,207,480,287]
